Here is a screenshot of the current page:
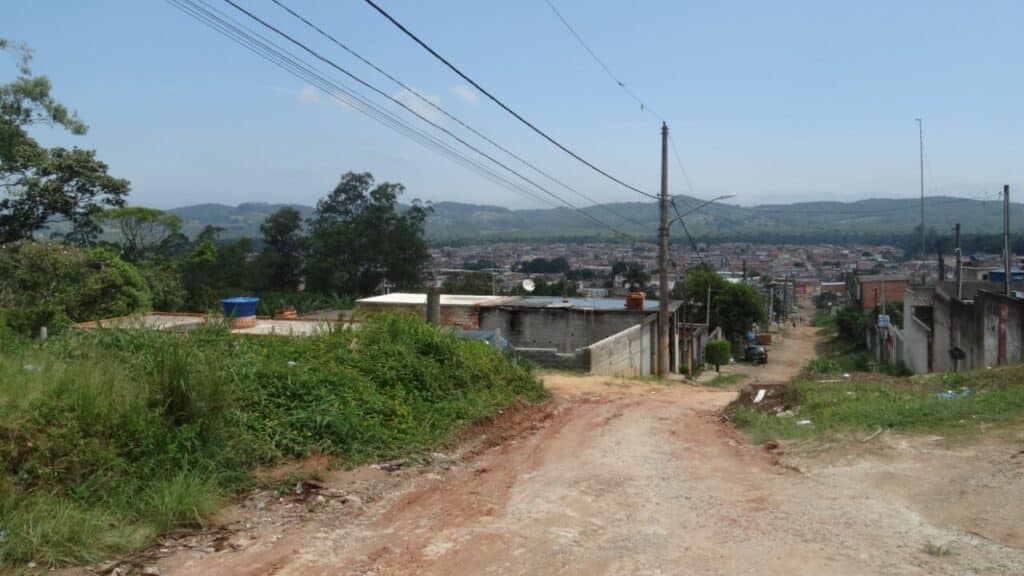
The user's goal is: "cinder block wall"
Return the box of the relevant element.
[582,317,654,377]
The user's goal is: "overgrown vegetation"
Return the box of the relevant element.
[0,315,544,568]
[728,366,1024,443]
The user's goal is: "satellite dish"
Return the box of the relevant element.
[521,279,536,293]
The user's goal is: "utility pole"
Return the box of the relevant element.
[705,284,711,326]
[657,122,670,378]
[954,223,962,300]
[1004,185,1011,296]
[917,118,925,263]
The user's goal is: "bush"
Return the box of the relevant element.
[0,241,150,334]
[806,358,842,374]
[0,314,544,568]
[705,340,731,372]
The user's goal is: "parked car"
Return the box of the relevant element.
[744,345,768,364]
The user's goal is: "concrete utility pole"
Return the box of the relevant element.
[705,284,711,326]
[917,118,925,263]
[954,223,962,300]
[1004,184,1012,296]
[657,122,670,378]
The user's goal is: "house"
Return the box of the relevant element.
[895,281,1024,374]
[852,274,908,311]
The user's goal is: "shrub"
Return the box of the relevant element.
[806,358,842,374]
[0,241,150,334]
[705,340,731,372]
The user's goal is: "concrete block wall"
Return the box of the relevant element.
[582,318,654,377]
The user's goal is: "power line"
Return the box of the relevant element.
[267,0,642,227]
[217,0,633,238]
[361,0,658,201]
[166,0,569,216]
[172,0,635,239]
[542,0,662,120]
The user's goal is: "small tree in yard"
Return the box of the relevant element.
[705,340,731,373]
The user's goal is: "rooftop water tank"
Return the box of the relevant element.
[221,297,259,329]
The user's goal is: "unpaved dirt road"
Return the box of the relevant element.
[146,316,1024,576]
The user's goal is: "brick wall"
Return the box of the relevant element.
[860,280,907,310]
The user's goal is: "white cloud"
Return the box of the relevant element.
[394,87,442,121]
[453,84,478,104]
[296,85,321,103]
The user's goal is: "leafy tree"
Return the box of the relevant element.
[705,340,731,372]
[102,206,182,262]
[181,240,219,311]
[0,241,150,333]
[676,264,764,338]
[256,207,304,291]
[623,263,649,291]
[835,304,868,345]
[306,172,431,296]
[0,39,129,244]
[515,257,570,275]
[138,259,186,311]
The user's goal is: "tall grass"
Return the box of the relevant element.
[0,314,544,569]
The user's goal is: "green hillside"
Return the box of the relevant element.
[164,196,1023,244]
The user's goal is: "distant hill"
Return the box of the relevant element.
[165,196,1024,244]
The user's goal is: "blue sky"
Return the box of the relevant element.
[4,0,1022,210]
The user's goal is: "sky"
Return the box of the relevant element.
[3,0,1023,211]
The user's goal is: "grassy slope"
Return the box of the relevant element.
[0,315,545,568]
[729,366,1024,444]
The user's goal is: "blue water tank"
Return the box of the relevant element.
[221,297,259,318]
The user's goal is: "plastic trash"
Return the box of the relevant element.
[753,389,767,404]
[936,388,972,400]
[796,419,812,426]
[842,373,851,379]
[0,528,6,543]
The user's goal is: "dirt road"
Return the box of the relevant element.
[147,320,1024,575]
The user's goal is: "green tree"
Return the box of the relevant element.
[705,340,731,372]
[181,240,219,311]
[306,172,431,296]
[256,207,305,291]
[676,264,764,338]
[0,39,129,244]
[102,206,182,262]
[835,304,868,345]
[623,263,649,291]
[0,241,150,333]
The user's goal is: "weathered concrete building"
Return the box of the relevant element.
[356,293,683,377]
[897,281,1024,374]
[356,293,501,330]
